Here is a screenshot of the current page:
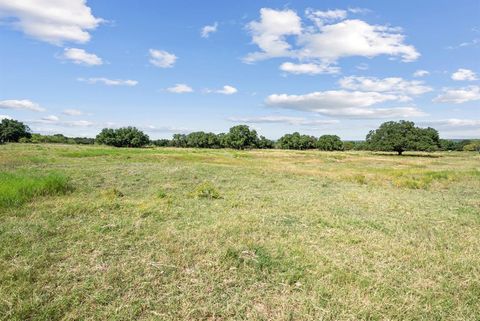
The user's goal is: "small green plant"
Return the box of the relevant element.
[0,171,72,208]
[157,189,167,198]
[191,182,221,199]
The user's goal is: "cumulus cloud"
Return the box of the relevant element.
[166,84,194,93]
[451,68,478,81]
[201,22,218,38]
[244,8,419,72]
[265,91,425,118]
[0,0,103,45]
[338,76,432,96]
[0,114,12,120]
[228,115,339,126]
[78,77,138,86]
[280,62,340,75]
[206,85,238,95]
[0,99,45,112]
[433,86,480,104]
[413,70,429,77]
[62,109,83,116]
[244,8,302,63]
[149,49,177,68]
[62,48,103,66]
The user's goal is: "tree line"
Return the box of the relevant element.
[1,118,479,154]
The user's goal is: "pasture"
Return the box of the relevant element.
[1,144,479,320]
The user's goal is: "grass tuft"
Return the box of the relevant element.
[191,181,221,199]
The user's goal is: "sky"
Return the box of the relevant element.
[0,0,479,140]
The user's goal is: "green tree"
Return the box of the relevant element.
[223,125,259,149]
[366,120,440,155]
[257,136,275,149]
[277,132,316,150]
[0,119,31,143]
[316,135,344,151]
[96,127,149,147]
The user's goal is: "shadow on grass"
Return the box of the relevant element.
[372,152,443,158]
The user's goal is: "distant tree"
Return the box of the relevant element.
[277,132,316,150]
[317,135,344,151]
[463,140,480,152]
[171,134,188,147]
[185,131,220,148]
[257,136,275,149]
[223,125,259,149]
[0,119,31,143]
[152,139,171,147]
[366,120,440,155]
[96,127,149,147]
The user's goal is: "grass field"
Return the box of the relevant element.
[1,143,479,320]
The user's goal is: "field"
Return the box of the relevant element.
[1,144,479,320]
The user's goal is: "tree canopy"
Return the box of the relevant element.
[276,132,317,150]
[96,127,150,147]
[366,121,440,155]
[222,125,259,149]
[0,119,31,143]
[317,135,344,151]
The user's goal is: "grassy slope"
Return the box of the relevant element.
[0,144,479,320]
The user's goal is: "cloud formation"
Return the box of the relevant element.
[0,0,103,44]
[149,49,177,68]
[78,77,138,86]
[433,86,480,104]
[229,115,339,126]
[166,84,194,93]
[0,99,45,112]
[451,68,478,81]
[201,22,218,38]
[245,8,419,74]
[338,76,432,97]
[62,48,103,66]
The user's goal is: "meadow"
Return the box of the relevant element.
[0,143,479,320]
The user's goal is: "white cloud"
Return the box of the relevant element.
[265,90,425,118]
[0,114,12,120]
[280,62,340,75]
[229,115,339,126]
[216,85,238,95]
[244,8,419,70]
[149,49,177,68]
[201,22,218,38]
[451,68,478,81]
[413,70,429,77]
[0,0,103,45]
[433,86,480,104]
[42,115,59,121]
[0,99,45,112]
[62,109,83,116]
[78,77,138,86]
[62,48,103,66]
[421,119,480,128]
[31,117,94,127]
[166,84,193,94]
[244,8,302,63]
[306,9,347,27]
[338,76,432,96]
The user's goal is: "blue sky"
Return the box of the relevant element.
[0,0,479,139]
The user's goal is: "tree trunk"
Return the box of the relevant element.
[398,150,403,155]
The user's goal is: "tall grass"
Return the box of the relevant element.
[0,171,72,207]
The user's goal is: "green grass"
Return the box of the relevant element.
[0,143,479,320]
[0,171,72,208]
